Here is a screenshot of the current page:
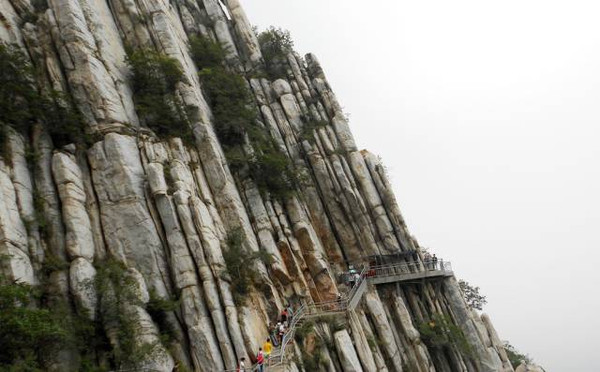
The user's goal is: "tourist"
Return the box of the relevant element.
[354,271,361,285]
[256,348,265,372]
[237,357,246,372]
[263,337,272,359]
[432,254,438,269]
[286,303,294,321]
[424,252,432,270]
[276,321,285,344]
[348,265,357,287]
[268,323,279,346]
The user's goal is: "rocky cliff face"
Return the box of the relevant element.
[0,1,513,371]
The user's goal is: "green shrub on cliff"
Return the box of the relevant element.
[257,27,294,80]
[127,49,194,144]
[199,67,256,148]
[250,144,302,199]
[0,275,68,369]
[0,44,38,131]
[0,43,87,150]
[222,229,275,305]
[94,258,161,368]
[458,279,487,311]
[190,35,301,198]
[418,313,472,357]
[189,35,228,70]
[504,342,533,368]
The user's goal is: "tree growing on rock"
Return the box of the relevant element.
[190,34,302,199]
[127,48,194,144]
[0,43,86,152]
[504,341,533,368]
[257,27,294,80]
[458,279,487,310]
[0,274,68,369]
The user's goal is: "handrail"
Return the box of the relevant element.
[268,266,369,367]
[368,260,451,277]
[223,259,453,370]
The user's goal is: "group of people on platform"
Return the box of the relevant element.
[423,252,441,270]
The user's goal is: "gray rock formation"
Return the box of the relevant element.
[0,1,515,371]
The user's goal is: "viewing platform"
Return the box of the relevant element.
[367,260,453,285]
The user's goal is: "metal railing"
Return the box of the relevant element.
[268,266,368,368]
[223,259,452,370]
[367,260,452,278]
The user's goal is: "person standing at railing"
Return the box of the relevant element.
[424,252,432,270]
[432,254,438,270]
[412,250,418,263]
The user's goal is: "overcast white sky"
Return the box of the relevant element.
[240,1,600,370]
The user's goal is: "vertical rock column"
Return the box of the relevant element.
[481,314,514,372]
[47,0,133,128]
[443,277,498,372]
[52,151,98,319]
[146,160,229,371]
[5,130,44,275]
[364,291,405,371]
[334,329,364,372]
[88,134,170,295]
[0,151,35,284]
[222,0,263,65]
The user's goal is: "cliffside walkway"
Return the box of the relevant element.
[225,260,453,370]
[256,260,453,370]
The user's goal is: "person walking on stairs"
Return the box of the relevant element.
[276,321,285,344]
[348,265,357,287]
[256,347,265,372]
[263,337,272,360]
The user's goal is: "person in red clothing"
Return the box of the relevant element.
[256,347,265,372]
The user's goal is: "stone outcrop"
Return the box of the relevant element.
[0,0,515,371]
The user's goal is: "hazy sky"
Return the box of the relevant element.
[240,1,600,370]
